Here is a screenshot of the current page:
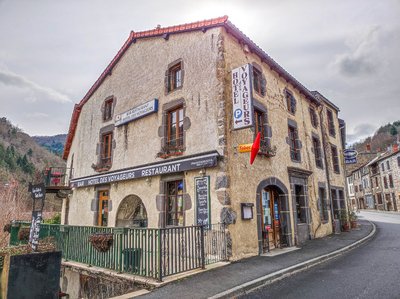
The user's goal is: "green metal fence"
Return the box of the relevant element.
[8,222,227,281]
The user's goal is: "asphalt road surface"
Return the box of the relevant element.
[240,211,400,299]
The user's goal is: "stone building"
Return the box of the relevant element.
[62,16,347,259]
[376,149,400,211]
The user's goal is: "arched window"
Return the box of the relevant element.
[116,195,148,228]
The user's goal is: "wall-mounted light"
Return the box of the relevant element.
[146,177,152,186]
[241,203,254,220]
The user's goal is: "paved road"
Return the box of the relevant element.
[240,211,400,299]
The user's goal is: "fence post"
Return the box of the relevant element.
[158,228,162,281]
[200,226,205,269]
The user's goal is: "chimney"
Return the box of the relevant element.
[366,144,371,152]
[393,144,399,152]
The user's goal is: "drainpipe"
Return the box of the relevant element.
[318,107,336,229]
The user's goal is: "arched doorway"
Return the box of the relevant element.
[256,177,291,254]
[116,195,148,228]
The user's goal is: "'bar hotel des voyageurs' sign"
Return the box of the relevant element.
[231,64,254,130]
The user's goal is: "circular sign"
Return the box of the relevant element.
[344,149,358,159]
[234,108,242,119]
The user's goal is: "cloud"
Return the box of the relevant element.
[347,123,377,144]
[0,69,71,103]
[334,26,381,76]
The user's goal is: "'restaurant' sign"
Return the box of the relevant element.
[70,152,219,188]
[232,64,254,130]
[115,99,158,126]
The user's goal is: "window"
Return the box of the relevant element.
[166,180,184,226]
[103,98,113,121]
[288,125,301,162]
[375,177,378,187]
[387,161,390,170]
[101,132,113,166]
[98,190,109,226]
[381,163,385,172]
[354,185,358,193]
[397,156,400,167]
[389,174,394,188]
[384,176,388,189]
[312,137,323,168]
[377,193,383,204]
[253,67,262,95]
[331,144,340,173]
[167,62,182,92]
[295,185,307,223]
[285,90,296,114]
[327,109,336,137]
[167,106,184,150]
[254,109,265,140]
[318,187,329,221]
[309,107,319,128]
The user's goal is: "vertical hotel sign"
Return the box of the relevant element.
[232,64,254,130]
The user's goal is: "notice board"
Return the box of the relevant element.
[195,176,210,228]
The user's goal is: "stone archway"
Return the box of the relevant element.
[256,177,292,254]
[116,195,148,228]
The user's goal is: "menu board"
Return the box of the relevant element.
[195,176,210,228]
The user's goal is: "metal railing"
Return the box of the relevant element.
[43,167,71,188]
[9,222,228,281]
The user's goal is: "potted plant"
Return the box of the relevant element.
[89,233,113,252]
[349,211,358,229]
[339,210,350,232]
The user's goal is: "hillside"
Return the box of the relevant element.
[0,118,64,246]
[32,134,67,156]
[352,121,400,153]
[345,120,400,175]
[0,117,65,185]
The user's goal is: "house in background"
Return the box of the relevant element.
[62,16,348,261]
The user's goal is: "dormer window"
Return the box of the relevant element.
[167,61,183,92]
[103,98,114,121]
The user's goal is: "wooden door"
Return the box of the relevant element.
[261,188,281,251]
[98,190,109,226]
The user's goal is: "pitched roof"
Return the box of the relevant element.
[63,16,322,160]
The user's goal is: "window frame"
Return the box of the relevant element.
[309,107,319,128]
[318,187,329,222]
[103,98,114,121]
[166,106,184,151]
[97,190,109,227]
[167,62,183,92]
[389,174,394,188]
[288,125,301,162]
[253,67,262,95]
[312,136,323,169]
[100,132,113,167]
[327,109,336,137]
[285,90,296,115]
[331,144,340,174]
[165,179,184,227]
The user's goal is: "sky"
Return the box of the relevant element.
[0,0,399,144]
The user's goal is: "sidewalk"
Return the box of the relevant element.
[135,219,374,299]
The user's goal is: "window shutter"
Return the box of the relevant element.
[261,74,267,96]
[165,70,170,92]
[291,97,297,114]
[295,139,302,149]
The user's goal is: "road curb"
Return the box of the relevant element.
[209,221,376,299]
